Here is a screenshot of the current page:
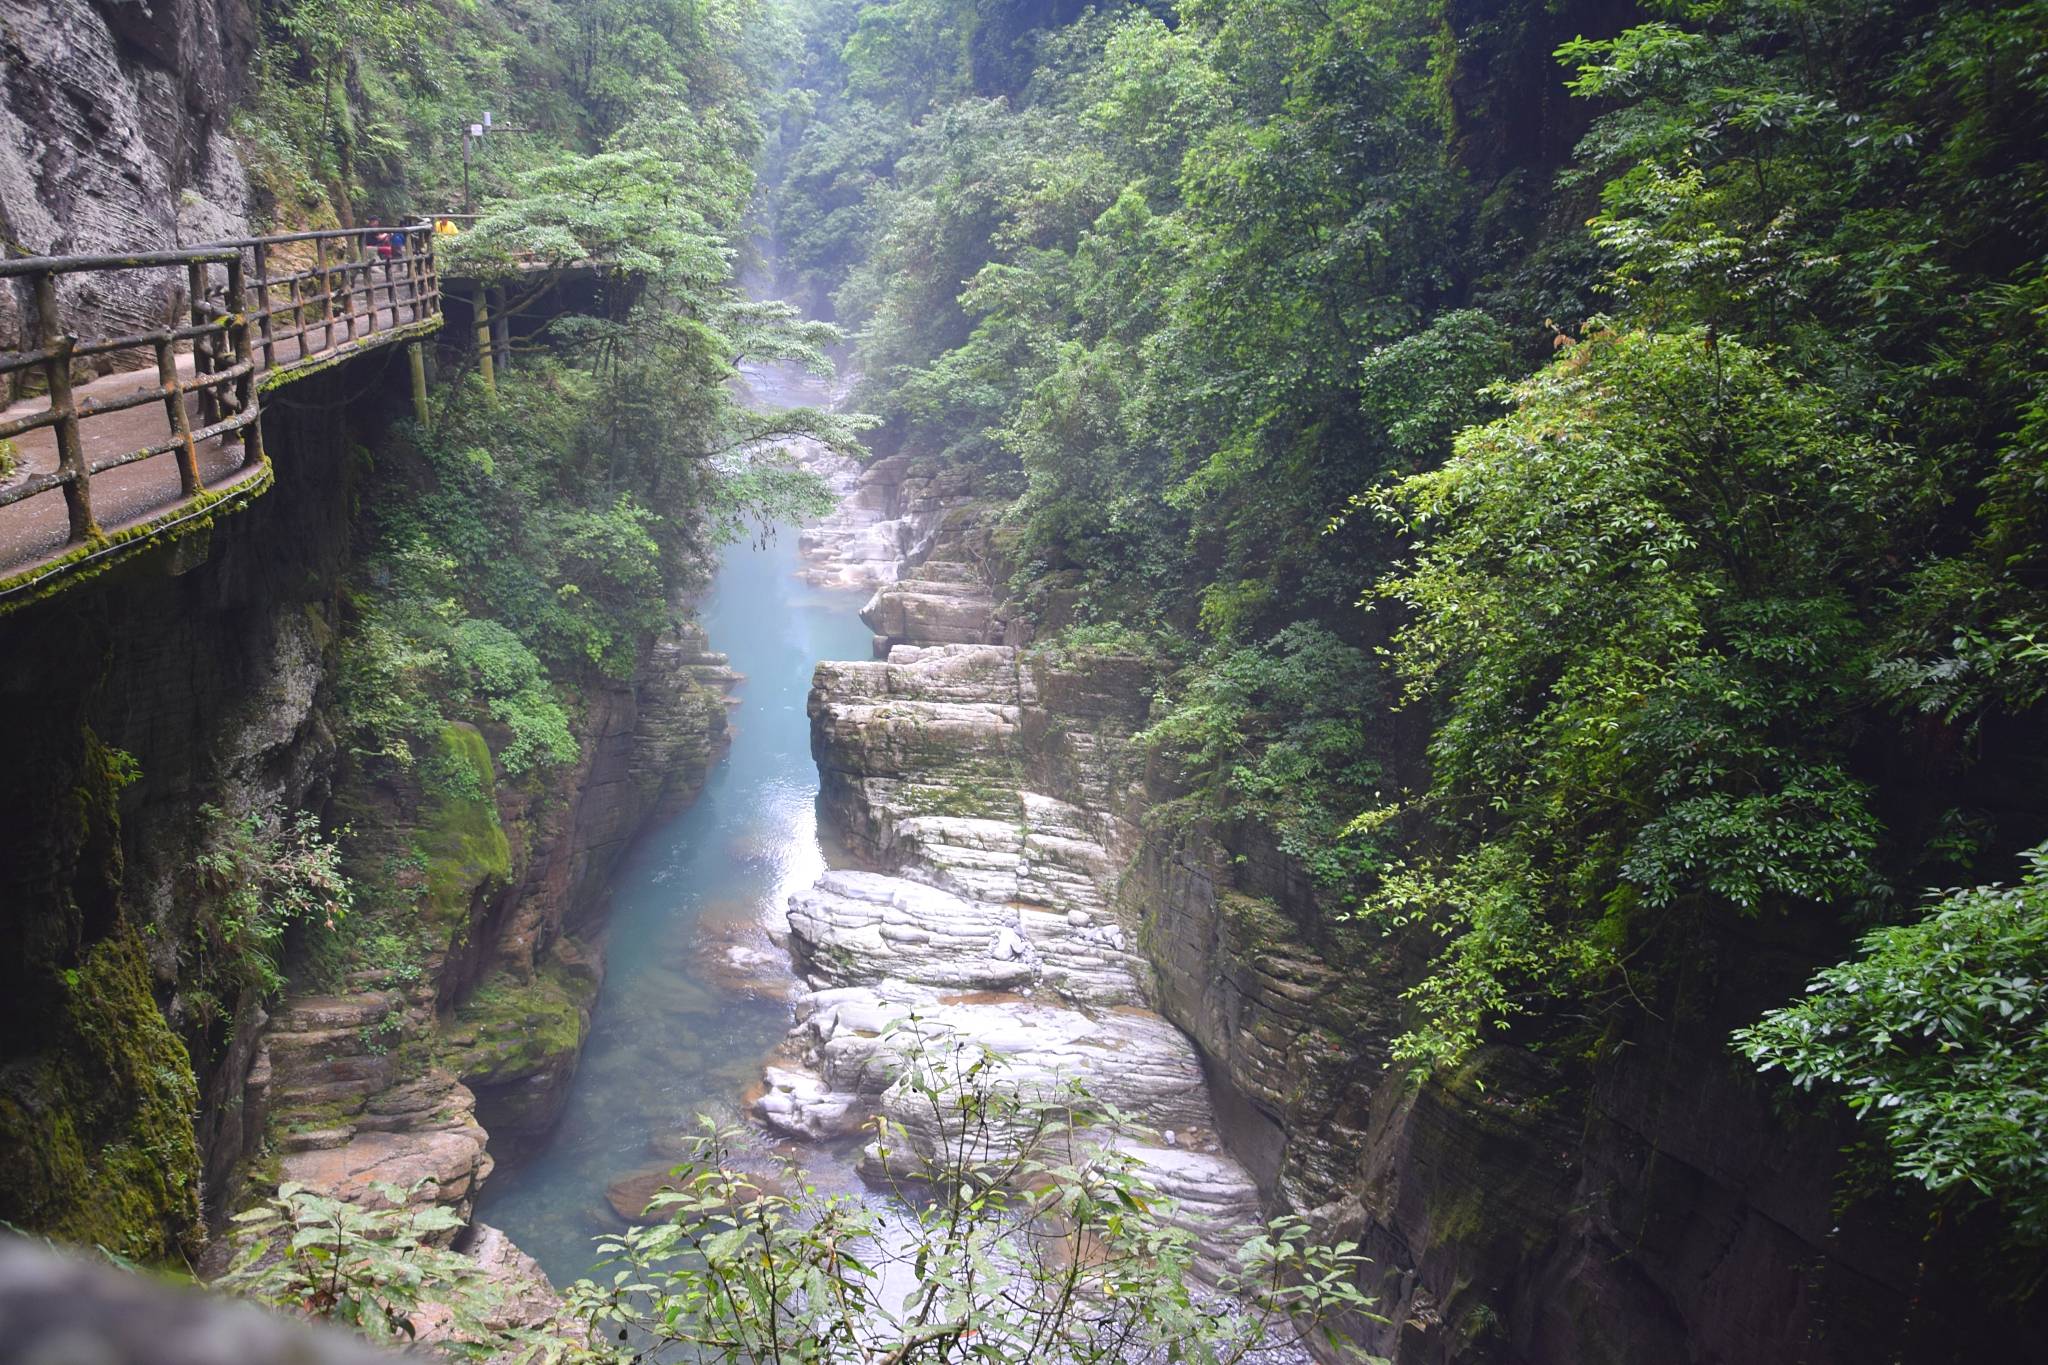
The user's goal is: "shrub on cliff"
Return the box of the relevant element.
[1736,845,2048,1246]
[191,801,356,1008]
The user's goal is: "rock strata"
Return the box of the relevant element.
[0,0,254,383]
[796,452,974,592]
[760,516,1267,1280]
[257,991,491,1230]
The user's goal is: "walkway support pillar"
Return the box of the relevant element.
[472,284,495,395]
[488,286,511,374]
[409,341,430,426]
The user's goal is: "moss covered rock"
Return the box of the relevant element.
[416,723,512,929]
[438,948,596,1152]
[0,925,202,1263]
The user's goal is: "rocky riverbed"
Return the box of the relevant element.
[748,474,1275,1285]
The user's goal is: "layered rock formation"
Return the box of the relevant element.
[756,514,1267,1278]
[0,0,254,382]
[796,451,982,594]
[774,461,2029,1365]
[256,988,491,1228]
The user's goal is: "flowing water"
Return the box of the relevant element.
[470,355,875,1287]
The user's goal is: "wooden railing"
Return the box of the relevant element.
[0,226,439,558]
[230,226,441,372]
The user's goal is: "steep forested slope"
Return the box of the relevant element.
[759,0,2048,1354]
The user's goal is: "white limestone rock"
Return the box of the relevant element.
[752,1063,865,1141]
[788,870,1035,991]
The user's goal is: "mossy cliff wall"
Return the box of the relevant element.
[388,625,738,1164]
[0,359,737,1259]
[0,367,370,1260]
[1119,746,2037,1363]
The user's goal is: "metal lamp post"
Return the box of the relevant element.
[459,111,532,215]
[461,112,490,214]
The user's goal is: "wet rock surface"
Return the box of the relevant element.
[795,451,978,593]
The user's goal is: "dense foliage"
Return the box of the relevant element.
[225,0,852,1170]
[762,0,2048,1244]
[190,802,356,1007]
[1736,844,2048,1245]
[245,0,784,226]
[288,0,850,974]
[219,1182,493,1348]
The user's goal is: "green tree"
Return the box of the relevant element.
[1363,327,1904,1067]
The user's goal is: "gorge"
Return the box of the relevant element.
[3,0,2048,1362]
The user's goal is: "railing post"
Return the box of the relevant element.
[252,240,276,370]
[356,240,372,338]
[225,255,264,470]
[409,230,429,321]
[187,259,220,427]
[397,238,413,320]
[33,271,95,543]
[314,235,333,353]
[290,261,310,361]
[472,283,495,396]
[360,239,376,335]
[155,335,202,496]
[339,236,357,343]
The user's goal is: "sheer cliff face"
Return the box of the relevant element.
[0,0,253,359]
[0,368,369,1261]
